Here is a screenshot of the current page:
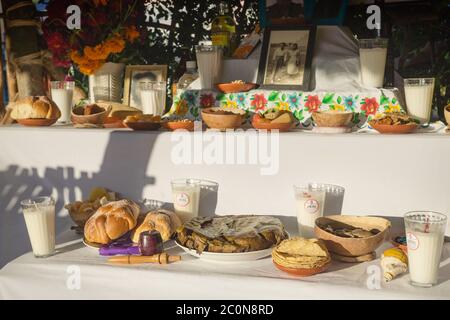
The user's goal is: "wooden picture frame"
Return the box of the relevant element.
[123,65,168,109]
[257,25,316,91]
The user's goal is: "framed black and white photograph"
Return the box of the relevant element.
[257,26,316,90]
[123,65,168,109]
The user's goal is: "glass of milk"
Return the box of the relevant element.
[195,44,223,89]
[309,183,345,217]
[140,82,166,115]
[358,38,388,88]
[404,78,435,126]
[294,185,327,238]
[51,81,74,123]
[20,197,56,258]
[404,211,447,287]
[171,179,201,223]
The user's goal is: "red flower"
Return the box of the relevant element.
[361,98,379,115]
[45,32,69,52]
[251,94,268,112]
[200,94,215,108]
[305,95,321,112]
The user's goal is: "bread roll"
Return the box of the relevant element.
[131,209,182,243]
[10,96,61,120]
[84,200,140,245]
[96,101,142,120]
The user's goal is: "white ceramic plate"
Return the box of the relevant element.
[175,241,274,262]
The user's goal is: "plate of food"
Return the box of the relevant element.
[124,114,161,131]
[175,215,288,262]
[71,103,110,126]
[216,80,258,94]
[369,113,419,134]
[252,109,294,132]
[11,96,61,126]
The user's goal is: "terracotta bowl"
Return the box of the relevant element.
[16,118,58,127]
[71,106,109,125]
[273,261,330,277]
[124,121,161,131]
[312,111,354,128]
[369,122,418,134]
[216,82,257,94]
[445,104,450,127]
[252,120,292,132]
[201,108,244,130]
[163,120,195,131]
[314,215,391,257]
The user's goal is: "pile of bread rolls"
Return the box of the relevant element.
[83,199,182,245]
[10,96,61,120]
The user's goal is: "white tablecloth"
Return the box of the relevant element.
[1,125,450,268]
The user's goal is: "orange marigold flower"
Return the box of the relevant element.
[103,35,126,54]
[84,44,109,60]
[126,26,140,42]
[78,59,106,75]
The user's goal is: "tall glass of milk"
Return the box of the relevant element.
[20,197,56,258]
[140,82,166,115]
[404,211,447,287]
[359,38,388,88]
[195,44,223,89]
[51,81,74,123]
[294,185,327,238]
[309,183,345,217]
[404,78,435,126]
[171,179,201,223]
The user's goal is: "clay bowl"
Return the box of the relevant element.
[273,261,330,277]
[312,111,353,128]
[216,82,257,94]
[445,104,450,128]
[163,120,195,131]
[124,121,161,131]
[201,108,244,130]
[369,122,418,134]
[314,215,391,258]
[16,118,58,127]
[71,106,109,125]
[252,120,292,132]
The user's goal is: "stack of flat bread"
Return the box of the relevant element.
[272,237,331,270]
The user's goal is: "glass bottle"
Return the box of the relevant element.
[211,1,236,57]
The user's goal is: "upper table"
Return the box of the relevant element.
[1,125,450,269]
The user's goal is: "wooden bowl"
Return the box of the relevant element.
[273,261,330,277]
[71,106,109,125]
[163,120,195,131]
[312,111,353,128]
[201,108,244,130]
[216,82,257,93]
[124,121,161,131]
[314,215,391,257]
[369,122,418,134]
[16,118,58,127]
[252,120,292,132]
[445,104,450,127]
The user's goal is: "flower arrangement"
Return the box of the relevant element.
[43,0,141,75]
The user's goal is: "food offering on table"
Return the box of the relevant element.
[71,103,110,127]
[10,96,61,126]
[369,112,419,134]
[176,215,288,261]
[380,247,408,282]
[201,107,245,130]
[131,209,182,243]
[311,110,354,133]
[314,215,391,262]
[272,237,331,277]
[216,80,258,94]
[65,187,117,230]
[96,101,143,120]
[99,230,164,257]
[445,104,450,129]
[124,114,162,131]
[252,108,294,132]
[83,199,141,245]
[162,118,196,132]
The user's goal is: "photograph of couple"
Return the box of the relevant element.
[263,30,309,86]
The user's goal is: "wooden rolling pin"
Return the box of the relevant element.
[108,253,181,265]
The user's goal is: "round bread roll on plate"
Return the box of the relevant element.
[131,209,182,243]
[10,96,61,126]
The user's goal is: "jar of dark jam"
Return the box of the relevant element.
[139,230,164,256]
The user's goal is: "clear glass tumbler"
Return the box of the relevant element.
[20,197,56,258]
[404,211,447,287]
[294,184,327,238]
[171,179,201,223]
[51,81,74,123]
[358,38,388,88]
[140,81,166,115]
[195,44,223,89]
[404,78,435,126]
